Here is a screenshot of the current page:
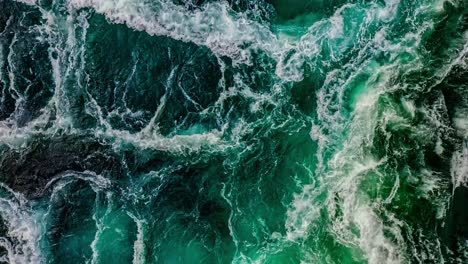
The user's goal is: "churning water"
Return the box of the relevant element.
[0,0,467,263]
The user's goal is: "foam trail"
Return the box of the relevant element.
[64,0,384,82]
[451,141,468,189]
[449,34,468,189]
[128,213,146,264]
[67,0,279,64]
[283,1,456,261]
[91,192,113,264]
[2,0,468,262]
[285,184,321,241]
[141,66,178,136]
[0,184,43,263]
[13,0,37,5]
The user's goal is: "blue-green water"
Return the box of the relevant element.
[0,0,467,263]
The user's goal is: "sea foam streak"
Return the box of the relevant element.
[0,184,43,263]
[2,0,468,262]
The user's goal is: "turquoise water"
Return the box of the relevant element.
[0,0,467,263]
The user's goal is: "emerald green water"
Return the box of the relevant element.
[0,0,467,263]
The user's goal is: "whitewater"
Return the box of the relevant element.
[0,0,467,263]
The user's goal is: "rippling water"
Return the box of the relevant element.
[0,0,467,263]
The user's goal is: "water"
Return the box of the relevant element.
[0,0,467,263]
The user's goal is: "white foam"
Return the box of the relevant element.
[293,2,457,261]
[63,0,385,83]
[0,184,43,263]
[43,171,111,193]
[451,142,468,189]
[90,192,113,264]
[285,184,321,241]
[40,171,112,264]
[353,206,402,264]
[378,0,400,21]
[2,0,402,156]
[400,98,416,119]
[141,66,178,136]
[67,0,278,64]
[453,109,468,138]
[5,0,461,262]
[128,213,146,264]
[14,0,36,5]
[417,169,443,199]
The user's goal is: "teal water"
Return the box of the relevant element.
[0,0,467,263]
